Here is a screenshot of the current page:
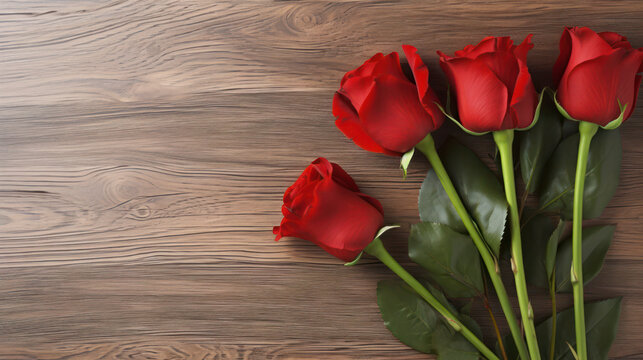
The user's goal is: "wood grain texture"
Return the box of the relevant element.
[0,0,642,358]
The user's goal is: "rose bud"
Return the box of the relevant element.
[438,35,539,134]
[553,26,643,127]
[333,45,444,156]
[273,158,384,262]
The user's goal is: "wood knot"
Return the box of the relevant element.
[129,205,151,220]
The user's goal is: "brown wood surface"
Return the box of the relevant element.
[1,1,642,359]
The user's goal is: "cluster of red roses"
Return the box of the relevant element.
[274,27,641,360]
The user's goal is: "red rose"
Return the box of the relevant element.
[438,35,538,133]
[273,158,384,262]
[333,45,444,156]
[553,27,643,126]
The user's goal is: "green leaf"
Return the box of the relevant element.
[538,128,621,220]
[441,140,507,256]
[409,222,484,298]
[562,120,579,139]
[555,225,615,292]
[522,214,565,289]
[546,220,566,281]
[519,95,564,194]
[419,170,466,233]
[377,279,480,359]
[505,297,621,360]
[419,139,508,256]
[459,312,483,340]
[459,299,474,316]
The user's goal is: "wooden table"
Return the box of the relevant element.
[1,1,641,358]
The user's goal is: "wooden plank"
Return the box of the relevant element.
[0,0,642,358]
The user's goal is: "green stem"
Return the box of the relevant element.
[493,129,540,360]
[415,134,530,360]
[571,121,599,360]
[549,268,557,360]
[364,238,499,360]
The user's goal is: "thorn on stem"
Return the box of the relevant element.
[570,267,579,284]
[511,257,517,274]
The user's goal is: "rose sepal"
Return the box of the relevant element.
[344,225,400,266]
[553,91,628,130]
[400,148,415,179]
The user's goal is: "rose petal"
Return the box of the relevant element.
[476,50,520,92]
[553,27,573,87]
[453,36,498,59]
[402,45,445,130]
[402,45,430,102]
[333,92,400,156]
[373,52,406,79]
[288,180,320,217]
[274,219,304,241]
[303,177,384,261]
[509,79,538,129]
[311,157,333,177]
[358,74,434,153]
[341,53,383,86]
[558,49,643,125]
[358,192,384,215]
[283,165,318,206]
[339,75,375,112]
[283,158,330,218]
[510,34,538,129]
[274,159,384,261]
[440,57,509,132]
[330,162,360,192]
[422,90,445,130]
[598,31,632,49]
[566,27,615,71]
[512,34,534,71]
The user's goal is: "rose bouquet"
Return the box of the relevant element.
[274,27,642,360]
